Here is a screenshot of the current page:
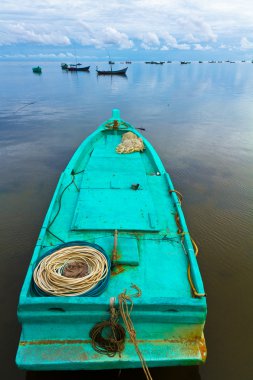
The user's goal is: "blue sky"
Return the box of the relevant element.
[1,0,253,61]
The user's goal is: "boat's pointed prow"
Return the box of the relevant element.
[112,108,120,120]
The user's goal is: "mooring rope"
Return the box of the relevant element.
[180,233,206,298]
[175,204,206,298]
[187,238,206,298]
[118,284,153,380]
[169,189,183,205]
[33,245,110,297]
[90,298,126,357]
[46,169,85,243]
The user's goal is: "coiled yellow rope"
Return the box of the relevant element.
[33,246,109,297]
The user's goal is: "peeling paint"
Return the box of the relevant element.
[199,336,207,362]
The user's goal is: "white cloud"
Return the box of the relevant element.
[101,27,134,49]
[178,15,217,43]
[240,37,253,49]
[193,44,211,51]
[139,31,190,51]
[159,32,190,50]
[1,22,70,45]
[140,44,159,51]
[1,52,67,58]
[184,33,199,43]
[161,32,177,47]
[176,43,191,50]
[28,53,74,58]
[71,25,134,49]
[0,0,253,54]
[140,32,160,49]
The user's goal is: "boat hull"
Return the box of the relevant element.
[68,66,90,72]
[17,334,206,370]
[16,109,207,370]
[96,67,128,75]
[32,66,42,73]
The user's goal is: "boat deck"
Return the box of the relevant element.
[38,131,191,301]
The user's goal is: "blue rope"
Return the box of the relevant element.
[31,241,111,297]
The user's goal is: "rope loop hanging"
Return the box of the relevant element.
[90,298,126,357]
[187,238,206,298]
[169,189,183,205]
[175,211,206,299]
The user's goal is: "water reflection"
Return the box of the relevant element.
[26,366,201,380]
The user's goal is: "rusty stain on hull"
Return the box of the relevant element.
[19,339,91,346]
[20,336,205,347]
[111,264,125,276]
[199,336,207,362]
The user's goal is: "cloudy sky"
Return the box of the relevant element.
[1,0,253,60]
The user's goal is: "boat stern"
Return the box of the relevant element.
[16,295,207,370]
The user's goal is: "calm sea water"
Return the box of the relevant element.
[0,61,252,380]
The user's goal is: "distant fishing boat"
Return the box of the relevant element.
[61,63,68,70]
[108,60,115,64]
[180,61,191,64]
[32,66,42,74]
[125,61,132,64]
[145,61,164,64]
[68,65,90,72]
[96,67,128,75]
[16,109,207,372]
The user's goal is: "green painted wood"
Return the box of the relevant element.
[16,109,207,370]
[95,236,139,266]
[17,337,205,370]
[71,187,159,231]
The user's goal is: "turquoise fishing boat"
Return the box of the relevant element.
[32,66,42,74]
[16,109,207,372]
